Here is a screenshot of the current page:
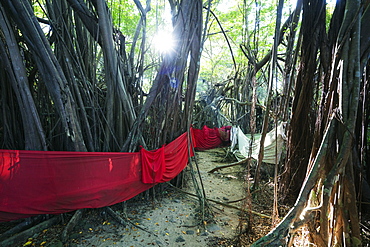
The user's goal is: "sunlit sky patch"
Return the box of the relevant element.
[152,30,175,54]
[151,3,174,54]
[216,0,237,13]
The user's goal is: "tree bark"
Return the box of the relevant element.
[3,0,87,151]
[0,3,47,150]
[280,0,326,201]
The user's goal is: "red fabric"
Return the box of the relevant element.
[141,146,165,184]
[161,132,193,182]
[0,132,191,222]
[192,126,231,150]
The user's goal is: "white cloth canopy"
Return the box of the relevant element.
[231,123,287,164]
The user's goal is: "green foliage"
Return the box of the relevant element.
[30,0,337,116]
[30,0,336,98]
[198,0,287,88]
[109,0,140,38]
[325,3,335,31]
[32,1,47,19]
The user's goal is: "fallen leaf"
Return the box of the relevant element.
[23,241,32,246]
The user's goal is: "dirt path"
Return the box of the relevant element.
[69,148,245,247]
[1,148,272,247]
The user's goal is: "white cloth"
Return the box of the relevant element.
[230,126,238,151]
[232,123,286,164]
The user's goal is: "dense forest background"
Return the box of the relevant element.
[0,0,369,246]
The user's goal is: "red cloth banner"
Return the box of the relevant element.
[0,132,191,222]
[141,146,165,184]
[192,126,231,150]
[140,132,192,184]
[160,132,193,182]
[0,127,226,222]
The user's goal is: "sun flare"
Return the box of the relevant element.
[152,31,175,54]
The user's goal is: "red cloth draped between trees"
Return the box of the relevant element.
[0,127,229,222]
[192,125,231,150]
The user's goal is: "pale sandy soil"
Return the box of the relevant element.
[70,148,245,247]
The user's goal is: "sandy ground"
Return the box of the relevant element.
[1,148,270,247]
[70,148,245,247]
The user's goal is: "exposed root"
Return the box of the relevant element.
[0,215,45,242]
[61,209,84,242]
[0,216,60,246]
[208,158,251,173]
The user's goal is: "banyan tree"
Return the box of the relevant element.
[0,0,369,246]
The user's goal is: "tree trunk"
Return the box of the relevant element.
[253,0,365,245]
[2,0,86,151]
[279,0,326,202]
[123,0,203,151]
[0,3,47,150]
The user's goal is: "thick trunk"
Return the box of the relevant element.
[280,0,326,201]
[253,0,364,245]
